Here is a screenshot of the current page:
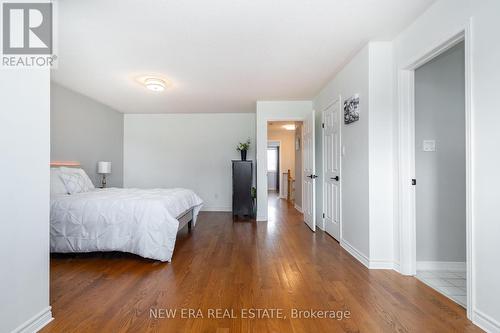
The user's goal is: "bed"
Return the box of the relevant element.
[50,163,203,262]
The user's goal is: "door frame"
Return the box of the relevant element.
[321,97,342,239]
[267,140,281,194]
[396,21,473,318]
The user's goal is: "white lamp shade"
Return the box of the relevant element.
[97,161,112,174]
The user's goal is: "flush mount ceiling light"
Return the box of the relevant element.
[144,78,166,92]
[282,124,296,131]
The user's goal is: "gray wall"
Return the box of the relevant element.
[51,82,124,187]
[415,42,466,262]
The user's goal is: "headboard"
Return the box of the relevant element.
[50,161,81,167]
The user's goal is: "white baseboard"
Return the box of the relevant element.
[294,203,302,213]
[256,215,267,222]
[340,239,395,270]
[200,207,232,212]
[393,261,401,273]
[473,309,500,333]
[340,239,369,268]
[11,306,53,333]
[416,261,466,272]
[316,220,325,231]
[369,260,395,270]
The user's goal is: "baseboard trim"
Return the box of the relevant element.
[200,207,232,212]
[11,306,53,333]
[416,261,466,272]
[340,239,369,268]
[256,215,267,222]
[294,203,302,213]
[473,309,500,333]
[393,261,401,273]
[369,260,395,270]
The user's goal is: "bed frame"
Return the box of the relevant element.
[177,208,194,231]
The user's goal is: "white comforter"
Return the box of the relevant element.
[50,188,203,262]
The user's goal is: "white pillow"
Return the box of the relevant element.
[59,167,95,190]
[50,168,68,195]
[59,172,93,194]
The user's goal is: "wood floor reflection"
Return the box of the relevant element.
[42,195,480,332]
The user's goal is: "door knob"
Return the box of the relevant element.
[331,176,339,181]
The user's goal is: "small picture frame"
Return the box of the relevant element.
[344,94,360,124]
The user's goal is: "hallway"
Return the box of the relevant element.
[43,198,479,332]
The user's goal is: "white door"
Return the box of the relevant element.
[323,99,341,240]
[303,110,316,231]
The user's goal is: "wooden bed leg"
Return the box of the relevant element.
[188,220,192,231]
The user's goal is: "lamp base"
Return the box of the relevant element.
[101,174,107,188]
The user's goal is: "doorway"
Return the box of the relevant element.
[267,121,303,209]
[396,26,472,317]
[267,142,280,192]
[414,41,467,307]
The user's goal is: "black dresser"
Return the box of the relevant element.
[232,160,253,219]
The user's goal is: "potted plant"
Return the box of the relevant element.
[236,139,251,161]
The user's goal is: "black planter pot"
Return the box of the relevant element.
[240,150,247,161]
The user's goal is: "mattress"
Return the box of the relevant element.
[50,188,203,262]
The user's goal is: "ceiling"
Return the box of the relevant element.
[51,0,436,114]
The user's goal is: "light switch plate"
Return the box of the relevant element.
[422,140,436,152]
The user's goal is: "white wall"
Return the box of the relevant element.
[368,43,394,267]
[314,43,394,266]
[0,69,52,332]
[415,42,466,263]
[314,45,371,258]
[392,0,500,329]
[124,113,255,211]
[256,101,312,221]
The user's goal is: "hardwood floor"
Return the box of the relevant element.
[42,195,481,333]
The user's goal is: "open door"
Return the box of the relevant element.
[303,109,316,231]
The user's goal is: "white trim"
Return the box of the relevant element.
[294,203,302,213]
[464,20,475,322]
[416,261,466,272]
[340,238,369,268]
[393,261,401,273]
[472,310,500,333]
[369,260,395,270]
[201,207,232,212]
[396,20,474,320]
[10,307,53,333]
